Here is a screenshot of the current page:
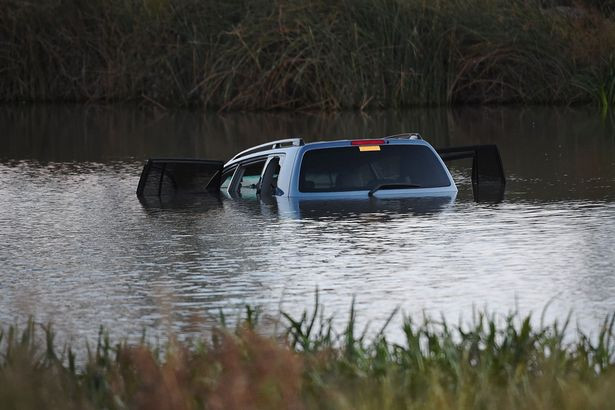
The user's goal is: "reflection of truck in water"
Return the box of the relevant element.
[136,133,505,203]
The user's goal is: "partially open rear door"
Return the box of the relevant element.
[436,145,505,201]
[136,158,223,197]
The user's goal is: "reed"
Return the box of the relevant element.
[1,302,615,409]
[574,58,615,116]
[0,1,614,110]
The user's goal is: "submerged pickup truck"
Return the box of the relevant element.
[136,133,505,202]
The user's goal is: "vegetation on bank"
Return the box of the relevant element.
[1,302,615,409]
[1,0,615,111]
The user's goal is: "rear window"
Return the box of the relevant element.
[299,145,450,192]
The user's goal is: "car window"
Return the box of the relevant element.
[299,145,451,192]
[260,157,282,196]
[236,160,266,198]
[219,168,235,190]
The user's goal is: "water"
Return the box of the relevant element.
[1,105,615,344]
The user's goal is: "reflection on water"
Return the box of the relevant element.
[1,105,615,343]
[281,196,457,219]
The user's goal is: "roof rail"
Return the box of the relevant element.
[384,133,422,140]
[229,138,305,161]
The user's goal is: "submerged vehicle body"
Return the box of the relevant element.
[136,133,505,203]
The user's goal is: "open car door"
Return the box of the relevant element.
[436,145,506,202]
[136,158,223,198]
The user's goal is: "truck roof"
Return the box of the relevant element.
[224,134,428,168]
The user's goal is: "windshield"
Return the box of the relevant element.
[299,145,451,192]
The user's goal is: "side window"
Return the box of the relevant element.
[260,157,282,196]
[219,168,235,191]
[271,162,281,188]
[234,160,267,198]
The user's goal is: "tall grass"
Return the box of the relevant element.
[574,57,615,117]
[1,303,615,409]
[1,0,614,111]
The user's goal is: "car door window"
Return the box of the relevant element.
[235,160,267,198]
[219,167,236,191]
[259,156,282,196]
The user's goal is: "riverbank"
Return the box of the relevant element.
[2,305,614,409]
[2,0,615,111]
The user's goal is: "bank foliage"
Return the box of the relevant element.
[1,303,615,409]
[1,0,615,110]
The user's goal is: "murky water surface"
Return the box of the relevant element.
[1,106,615,343]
